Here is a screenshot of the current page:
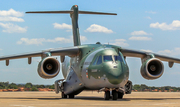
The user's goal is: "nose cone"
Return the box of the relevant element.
[106,69,124,85]
[104,63,124,85]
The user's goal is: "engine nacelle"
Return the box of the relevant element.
[38,57,60,79]
[140,58,164,80]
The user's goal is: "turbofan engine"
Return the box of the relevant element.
[38,57,60,79]
[140,58,164,80]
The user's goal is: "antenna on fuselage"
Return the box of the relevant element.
[26,5,117,46]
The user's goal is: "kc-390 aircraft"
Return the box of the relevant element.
[1,5,180,100]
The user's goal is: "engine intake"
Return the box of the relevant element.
[141,58,164,80]
[38,57,60,79]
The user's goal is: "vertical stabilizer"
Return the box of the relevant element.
[70,5,81,46]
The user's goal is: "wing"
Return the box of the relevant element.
[120,48,180,67]
[0,46,80,65]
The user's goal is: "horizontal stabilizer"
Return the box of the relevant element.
[26,10,73,14]
[26,10,117,15]
[79,11,117,15]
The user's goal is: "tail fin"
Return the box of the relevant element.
[26,5,117,46]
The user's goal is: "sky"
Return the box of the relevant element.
[0,0,180,86]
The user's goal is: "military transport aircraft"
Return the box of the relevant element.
[0,5,180,100]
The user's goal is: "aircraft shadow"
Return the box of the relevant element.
[0,97,61,100]
[75,96,180,101]
[0,96,180,101]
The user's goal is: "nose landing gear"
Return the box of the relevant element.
[104,88,124,100]
[104,90,110,100]
[112,90,118,100]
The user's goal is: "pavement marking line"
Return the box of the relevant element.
[11,105,34,107]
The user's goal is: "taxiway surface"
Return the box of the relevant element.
[0,91,180,107]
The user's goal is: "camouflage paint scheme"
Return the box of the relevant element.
[62,44,129,90]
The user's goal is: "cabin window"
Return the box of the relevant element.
[96,56,102,65]
[103,55,113,62]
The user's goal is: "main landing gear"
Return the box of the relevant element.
[104,89,124,100]
[61,92,75,99]
[61,92,67,98]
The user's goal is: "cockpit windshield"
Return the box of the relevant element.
[92,52,126,65]
[103,56,113,62]
[114,56,123,62]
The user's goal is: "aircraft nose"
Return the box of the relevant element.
[105,65,124,85]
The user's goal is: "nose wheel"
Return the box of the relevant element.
[61,92,75,99]
[104,91,110,100]
[112,90,118,100]
[104,89,119,100]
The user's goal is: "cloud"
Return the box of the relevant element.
[70,36,87,42]
[150,20,180,30]
[129,36,152,41]
[85,24,113,33]
[0,17,24,22]
[17,37,71,45]
[0,9,25,33]
[145,11,157,14]
[111,39,129,47]
[46,37,71,43]
[53,23,72,31]
[0,9,24,17]
[80,36,87,42]
[32,57,41,62]
[158,48,180,56]
[17,38,46,45]
[145,16,151,20]
[140,49,152,53]
[0,23,27,33]
[17,36,87,45]
[130,31,152,35]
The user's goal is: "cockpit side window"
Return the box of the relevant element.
[118,52,127,64]
[92,56,99,65]
[103,55,113,62]
[96,56,102,65]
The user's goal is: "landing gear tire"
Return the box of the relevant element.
[69,94,75,98]
[112,90,118,100]
[104,91,110,100]
[62,92,67,98]
[118,92,124,99]
[125,80,132,94]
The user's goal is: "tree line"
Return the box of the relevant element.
[1,82,180,92]
[133,84,180,92]
[0,82,55,91]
